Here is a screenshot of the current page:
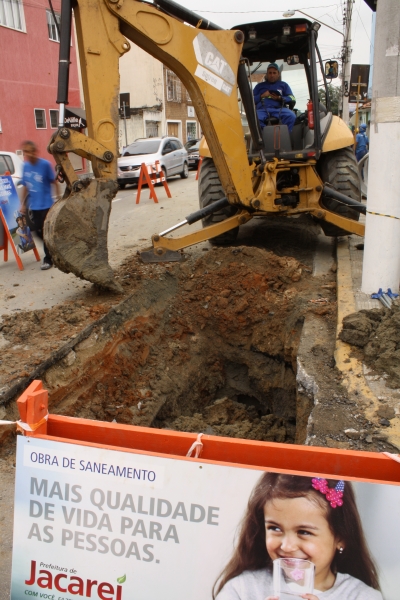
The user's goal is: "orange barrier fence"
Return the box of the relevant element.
[136,160,172,205]
[8,379,400,599]
[13,380,400,484]
[195,157,203,181]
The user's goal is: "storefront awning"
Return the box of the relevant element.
[64,107,87,130]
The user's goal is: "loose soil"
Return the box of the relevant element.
[340,305,400,388]
[1,242,335,440]
[1,230,396,456]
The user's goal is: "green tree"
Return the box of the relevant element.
[318,84,341,115]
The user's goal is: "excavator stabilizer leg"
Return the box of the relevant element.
[44,179,123,293]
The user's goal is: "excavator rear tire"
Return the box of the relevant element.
[317,147,362,237]
[198,157,239,245]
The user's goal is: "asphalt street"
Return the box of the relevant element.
[0,171,203,319]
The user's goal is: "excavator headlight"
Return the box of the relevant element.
[248,27,257,40]
[282,25,291,35]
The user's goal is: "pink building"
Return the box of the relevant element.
[0,0,81,163]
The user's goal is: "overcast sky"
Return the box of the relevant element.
[175,0,374,66]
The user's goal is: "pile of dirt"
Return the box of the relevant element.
[1,245,338,445]
[0,303,110,396]
[339,304,400,388]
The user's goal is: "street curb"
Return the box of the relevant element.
[335,237,400,450]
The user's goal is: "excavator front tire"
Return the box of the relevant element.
[198,157,239,245]
[317,147,362,237]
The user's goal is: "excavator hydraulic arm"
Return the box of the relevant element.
[45,0,257,290]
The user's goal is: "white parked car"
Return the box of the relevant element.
[0,151,23,189]
[118,137,188,189]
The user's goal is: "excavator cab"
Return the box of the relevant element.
[238,18,326,161]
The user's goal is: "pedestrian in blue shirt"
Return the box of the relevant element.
[253,63,296,132]
[355,123,369,162]
[20,140,60,270]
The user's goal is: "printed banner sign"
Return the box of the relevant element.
[0,175,36,253]
[350,64,370,103]
[11,437,400,600]
[0,175,22,229]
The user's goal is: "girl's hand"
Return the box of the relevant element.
[265,596,278,600]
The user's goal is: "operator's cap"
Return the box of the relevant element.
[359,123,367,131]
[267,62,279,70]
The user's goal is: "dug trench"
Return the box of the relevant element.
[2,239,394,454]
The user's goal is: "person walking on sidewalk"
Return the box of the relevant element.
[20,140,60,270]
[355,123,369,162]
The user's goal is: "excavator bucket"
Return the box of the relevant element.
[44,179,123,293]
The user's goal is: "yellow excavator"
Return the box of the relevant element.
[45,0,365,292]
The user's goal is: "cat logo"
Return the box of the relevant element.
[193,32,235,97]
[204,52,227,75]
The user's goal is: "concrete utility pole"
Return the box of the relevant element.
[341,0,353,124]
[361,0,400,294]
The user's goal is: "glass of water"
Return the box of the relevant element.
[273,558,315,599]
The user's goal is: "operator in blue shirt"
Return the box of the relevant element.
[253,63,296,132]
[20,140,60,270]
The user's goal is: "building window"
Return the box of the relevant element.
[34,109,47,129]
[187,121,197,140]
[0,0,25,31]
[50,109,59,129]
[166,70,181,103]
[145,121,159,138]
[46,9,60,42]
[186,90,191,103]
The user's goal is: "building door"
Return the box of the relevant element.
[167,122,179,137]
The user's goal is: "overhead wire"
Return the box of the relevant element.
[192,3,340,13]
[354,0,371,43]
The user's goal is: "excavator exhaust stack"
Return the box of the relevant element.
[44,179,123,293]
